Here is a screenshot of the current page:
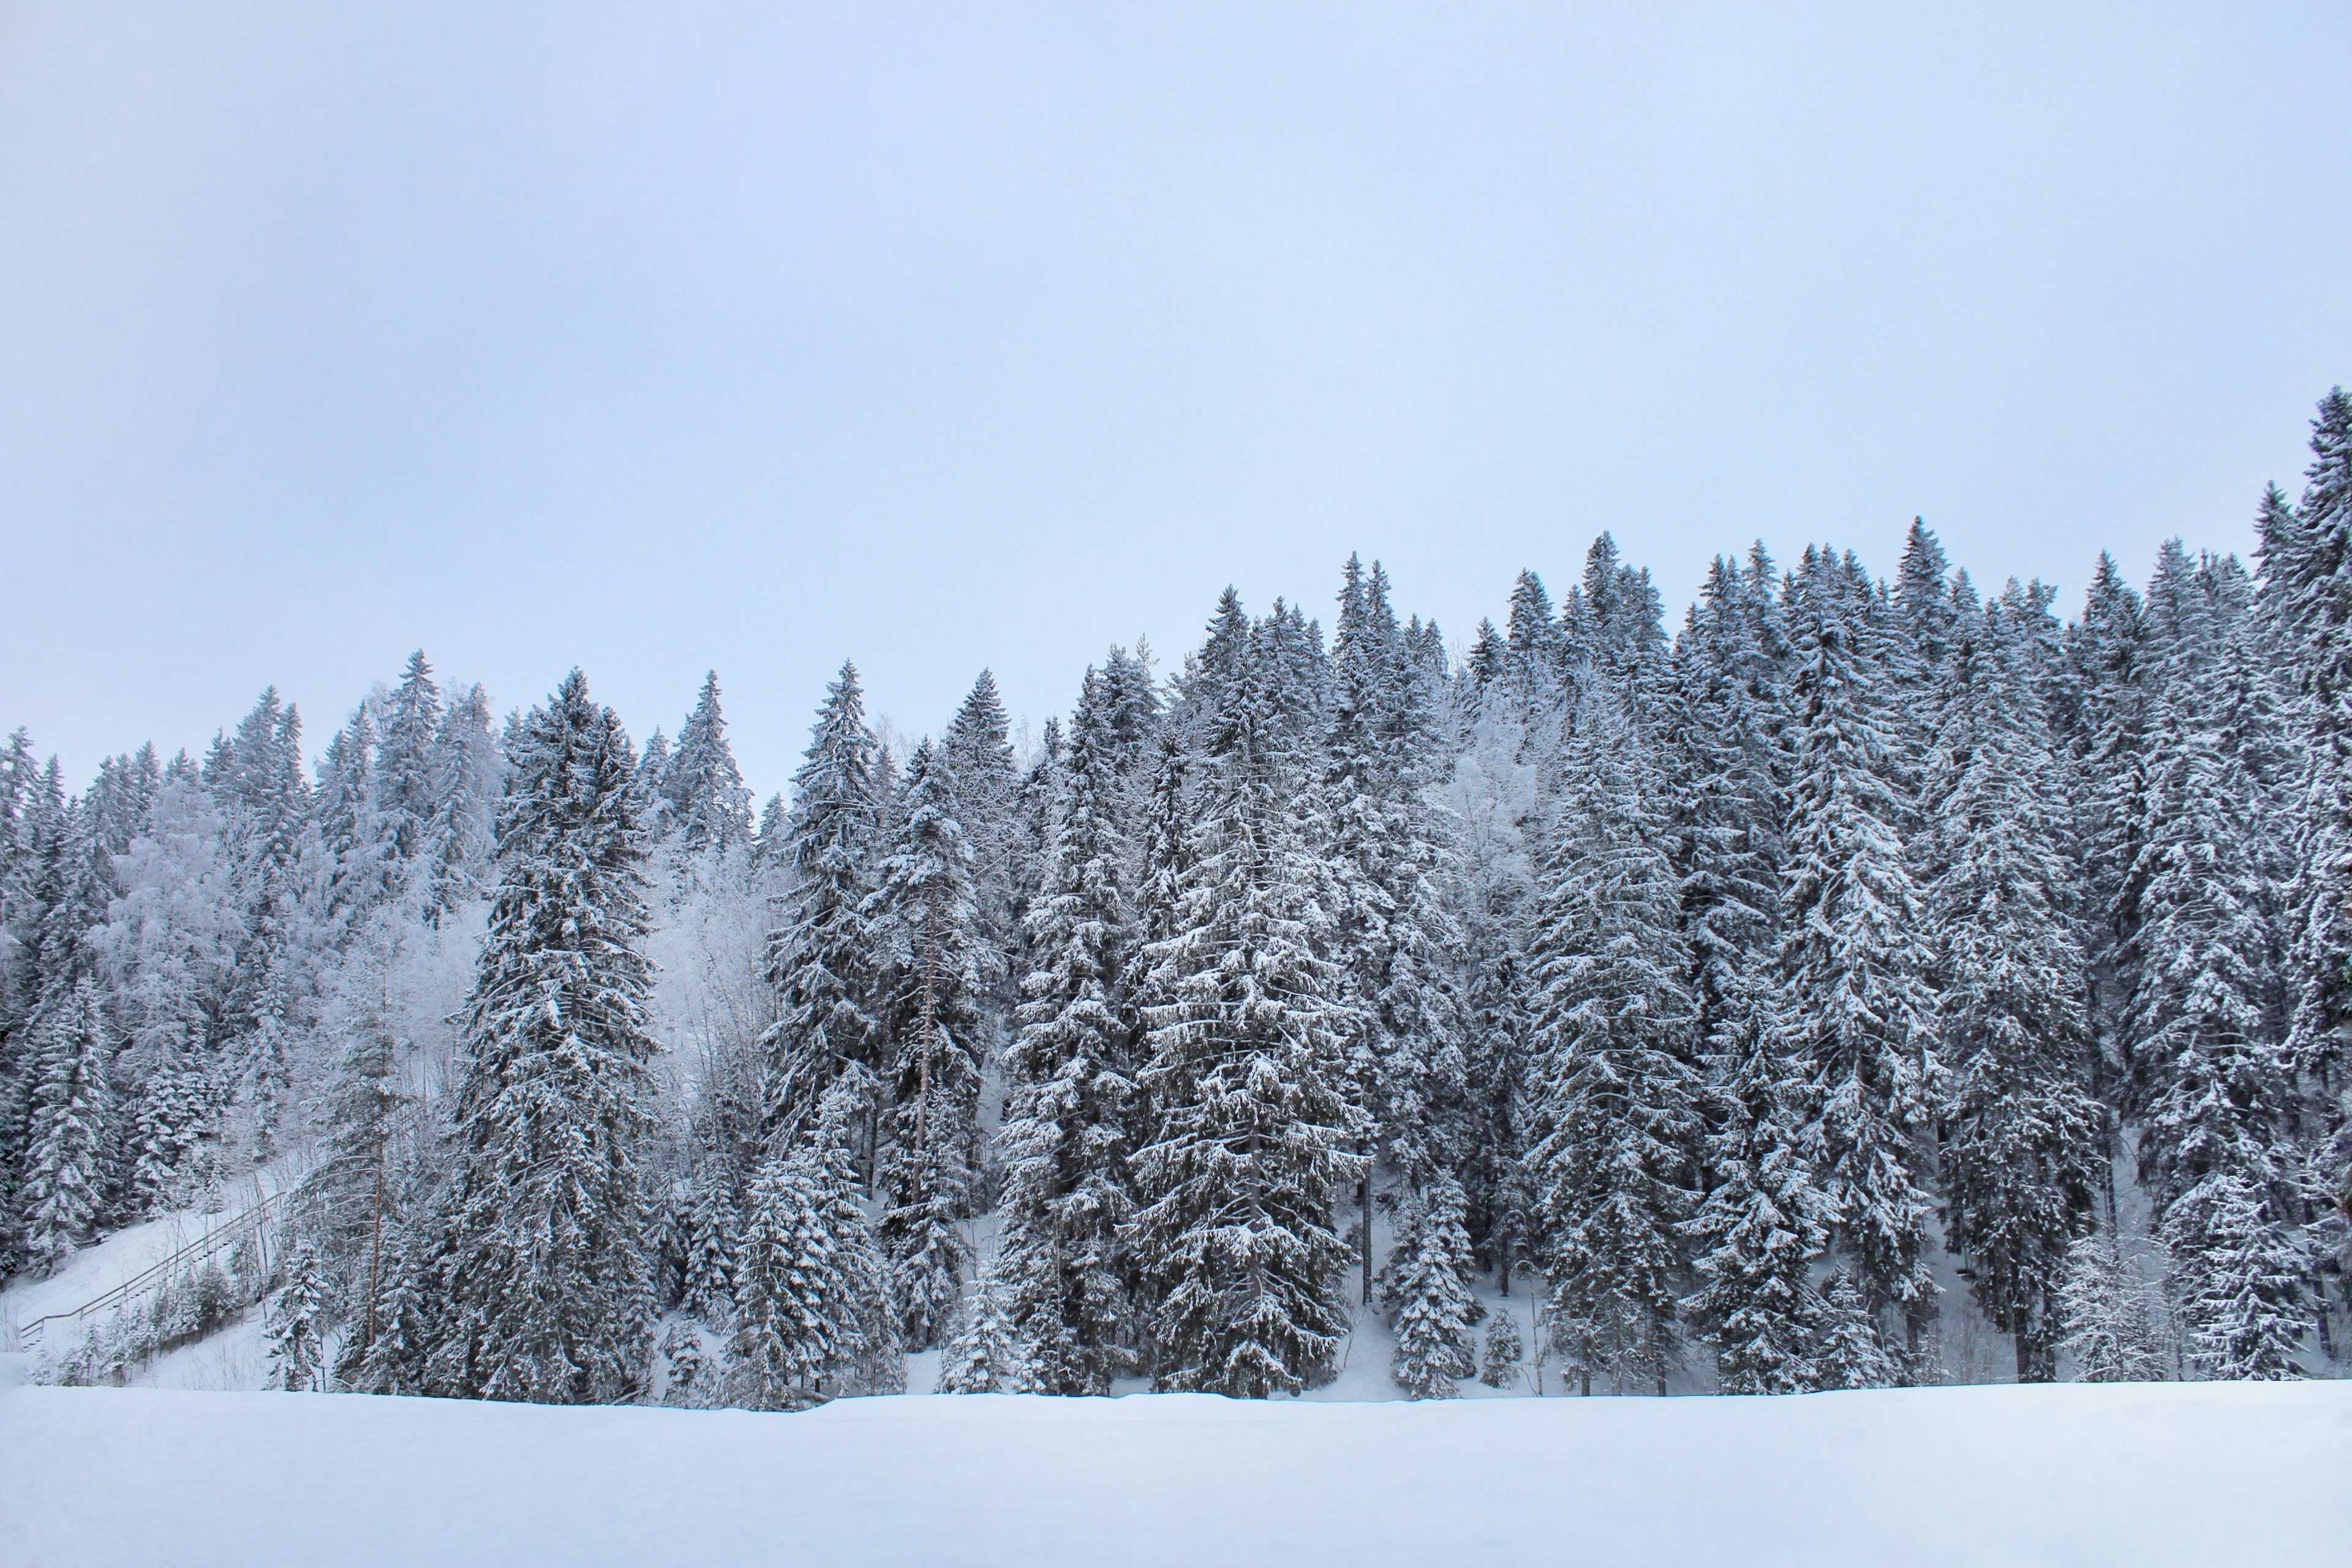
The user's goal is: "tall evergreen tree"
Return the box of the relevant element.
[1128,627,1368,1396]
[760,663,888,1140]
[1929,605,2103,1381]
[424,671,660,1405]
[998,670,1142,1394]
[869,740,993,1349]
[19,978,112,1273]
[1523,693,1700,1396]
[1777,560,1945,1360]
[374,652,443,870]
[662,671,755,855]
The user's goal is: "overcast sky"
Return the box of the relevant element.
[5,3,2349,797]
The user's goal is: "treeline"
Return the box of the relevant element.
[8,395,2352,1403]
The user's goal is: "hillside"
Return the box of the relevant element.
[2,1377,2344,1567]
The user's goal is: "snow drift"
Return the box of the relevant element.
[2,1378,2344,1567]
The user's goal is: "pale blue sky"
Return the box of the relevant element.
[5,3,2349,796]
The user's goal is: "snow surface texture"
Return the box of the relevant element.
[2,1379,2344,1567]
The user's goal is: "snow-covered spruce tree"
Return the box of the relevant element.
[2056,1231,2169,1382]
[1381,1172,1480,1396]
[1928,603,2103,1381]
[305,924,415,1345]
[1776,558,1944,1364]
[2263,395,2352,1172]
[2127,643,2311,1379]
[1523,690,1700,1396]
[937,1259,1035,1393]
[2176,1167,2312,1379]
[869,739,993,1350]
[373,650,443,872]
[659,1318,718,1408]
[1814,1270,1898,1390]
[339,1213,438,1395]
[20,977,113,1273]
[423,670,661,1405]
[1321,557,1469,1332]
[680,1172,741,1324]
[941,669,1023,1006]
[759,663,889,1142]
[266,1239,329,1392]
[418,682,502,922]
[1479,1295,1526,1389]
[662,671,755,856]
[1680,971,1825,1395]
[997,669,1141,1395]
[726,1081,899,1406]
[1128,622,1368,1397]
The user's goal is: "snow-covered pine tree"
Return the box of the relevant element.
[1777,557,1945,1364]
[314,707,385,926]
[943,669,1023,1000]
[418,682,502,922]
[306,924,413,1344]
[662,671,755,856]
[681,1172,741,1324]
[1382,1171,1480,1397]
[424,670,660,1405]
[2056,1231,2169,1382]
[1128,618,1368,1397]
[373,651,443,873]
[726,1082,899,1406]
[1929,600,2103,1381]
[1680,971,1824,1395]
[869,739,993,1349]
[936,1259,1035,1393]
[1523,690,1700,1396]
[338,1213,438,1395]
[2127,630,2312,1379]
[20,977,113,1273]
[659,1318,718,1408]
[1479,1295,1526,1389]
[997,669,1141,1395]
[2263,394,2352,1184]
[266,1239,329,1392]
[1814,1270,1898,1390]
[759,663,888,1141]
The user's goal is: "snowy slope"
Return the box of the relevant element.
[3,1379,2343,1567]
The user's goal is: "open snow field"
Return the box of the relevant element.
[3,1376,2343,1567]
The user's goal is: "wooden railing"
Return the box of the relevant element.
[9,1188,288,1357]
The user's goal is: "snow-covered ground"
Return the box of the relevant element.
[2,1376,2342,1567]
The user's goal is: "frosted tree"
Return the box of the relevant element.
[662,671,755,856]
[943,669,1023,993]
[997,669,1141,1394]
[266,1240,329,1392]
[20,978,113,1273]
[1814,1271,1897,1390]
[373,651,443,871]
[727,1083,899,1406]
[306,924,414,1345]
[760,663,888,1140]
[1777,562,1943,1362]
[2056,1232,2169,1382]
[680,1173,741,1323]
[1129,620,1366,1397]
[424,670,660,1405]
[1479,1297,1525,1389]
[2128,645,2310,1379]
[1929,605,2102,1381]
[1382,1172,1480,1397]
[936,1261,1035,1393]
[1524,692,1699,1396]
[339,1216,437,1396]
[869,739,992,1349]
[659,1318,718,1408]
[1681,975,1824,1395]
[418,682,502,922]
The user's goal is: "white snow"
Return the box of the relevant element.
[2,1378,2343,1567]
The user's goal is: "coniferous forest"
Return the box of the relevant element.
[9,394,2352,1404]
